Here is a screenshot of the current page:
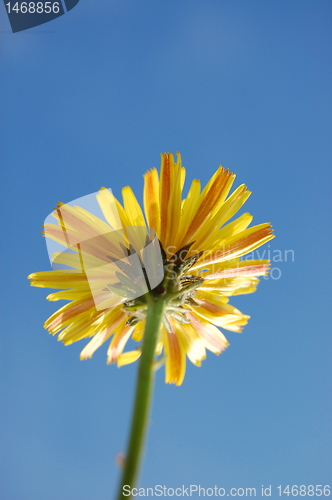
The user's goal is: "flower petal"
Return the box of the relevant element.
[143,168,160,235]
[96,187,123,231]
[44,295,96,334]
[179,166,234,247]
[80,311,127,360]
[117,350,141,367]
[107,324,134,364]
[201,259,270,280]
[163,323,186,385]
[187,313,229,354]
[193,224,274,268]
[175,322,206,367]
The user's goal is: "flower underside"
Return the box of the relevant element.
[29,153,274,385]
[122,240,204,331]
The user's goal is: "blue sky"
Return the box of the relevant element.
[1,1,331,499]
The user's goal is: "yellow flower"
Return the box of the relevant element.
[28,153,274,385]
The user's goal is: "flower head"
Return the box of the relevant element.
[29,153,274,385]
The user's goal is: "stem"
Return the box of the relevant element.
[116,295,166,499]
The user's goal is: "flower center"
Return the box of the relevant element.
[122,241,204,331]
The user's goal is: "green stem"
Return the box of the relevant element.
[116,295,166,500]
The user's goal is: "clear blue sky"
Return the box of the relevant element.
[1,1,331,499]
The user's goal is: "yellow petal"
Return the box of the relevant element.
[60,312,105,345]
[28,270,87,289]
[175,322,206,367]
[143,168,160,235]
[122,186,146,227]
[46,285,91,301]
[179,166,234,247]
[44,295,96,334]
[96,187,123,231]
[132,320,145,342]
[122,186,148,251]
[163,323,186,386]
[197,212,253,253]
[159,154,172,244]
[117,350,141,367]
[173,178,201,250]
[80,311,127,360]
[215,184,251,228]
[187,313,229,354]
[165,154,186,248]
[193,224,275,268]
[190,299,249,329]
[107,323,134,364]
[201,259,270,280]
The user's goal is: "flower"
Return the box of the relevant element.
[28,153,274,385]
